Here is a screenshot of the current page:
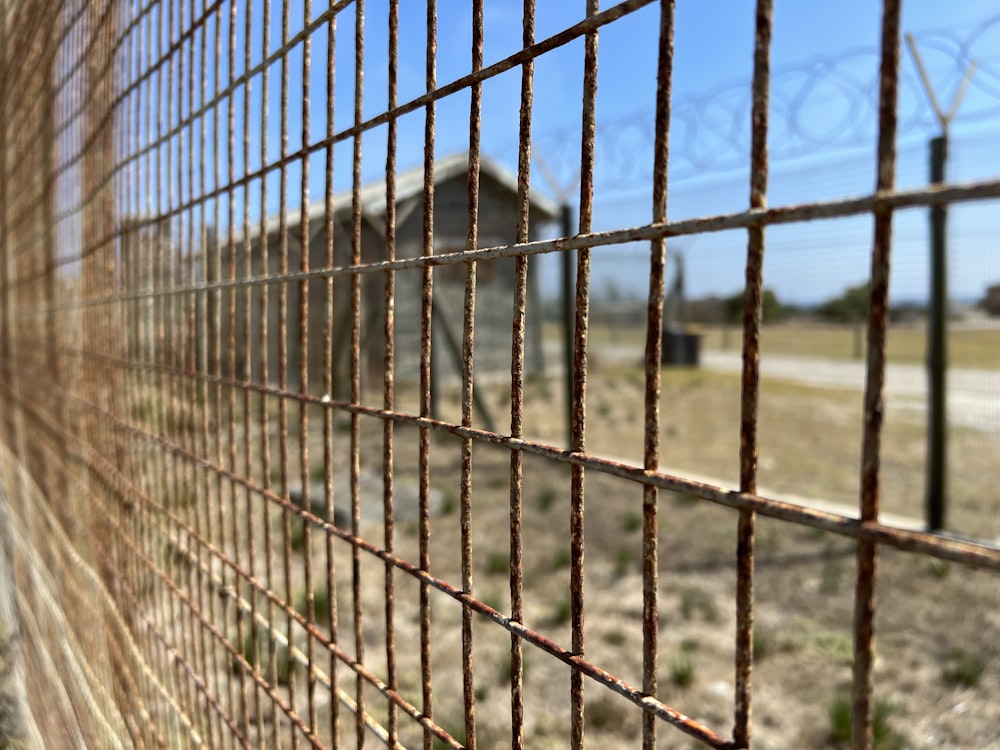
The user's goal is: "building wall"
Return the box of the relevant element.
[215,171,552,398]
[386,174,549,386]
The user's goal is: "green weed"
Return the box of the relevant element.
[289,516,307,552]
[552,547,571,570]
[440,492,458,516]
[486,552,509,576]
[925,558,951,578]
[233,626,297,686]
[293,586,331,621]
[678,587,719,623]
[498,650,529,685]
[586,695,622,732]
[537,487,557,512]
[942,647,985,688]
[680,637,699,653]
[669,654,694,688]
[432,719,466,750]
[820,544,843,593]
[671,491,698,506]
[614,546,635,577]
[753,630,772,661]
[622,510,643,533]
[550,596,572,626]
[828,693,903,750]
[603,629,627,647]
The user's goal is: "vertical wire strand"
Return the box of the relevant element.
[256,1,279,743]
[276,0,300,743]
[853,2,901,749]
[734,1,772,746]
[152,4,180,736]
[113,9,135,734]
[180,1,201,734]
[298,0,316,737]
[152,4,174,724]
[172,0,203,737]
[211,5,232,741]
[167,0,202,736]
[42,1,64,533]
[164,4,185,719]
[350,2,367,747]
[182,2,210,739]
[461,3,484,748]
[123,6,147,734]
[172,3,191,728]
[642,2,674,748]
[195,4,217,740]
[239,0,263,738]
[224,0,249,737]
[193,1,209,738]
[322,3,341,747]
[0,0,9,459]
[383,0,400,744]
[509,3,535,748]
[419,2,437,748]
[119,11,145,738]
[570,2,599,746]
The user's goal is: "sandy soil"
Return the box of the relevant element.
[200,358,1000,750]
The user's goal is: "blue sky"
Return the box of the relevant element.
[131,1,1000,305]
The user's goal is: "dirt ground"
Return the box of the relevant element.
[205,356,1000,750]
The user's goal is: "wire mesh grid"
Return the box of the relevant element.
[0,1,999,749]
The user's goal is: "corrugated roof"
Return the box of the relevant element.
[252,152,560,240]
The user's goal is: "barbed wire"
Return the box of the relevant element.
[508,13,1000,192]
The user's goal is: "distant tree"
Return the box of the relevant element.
[981,284,1000,317]
[722,288,785,324]
[816,282,870,323]
[816,282,870,358]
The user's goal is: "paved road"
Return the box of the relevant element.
[551,339,1000,435]
[700,350,1000,435]
[541,340,998,535]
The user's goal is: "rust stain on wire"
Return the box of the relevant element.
[462,2,484,749]
[299,0,317,737]
[640,2,675,748]
[321,1,341,746]
[383,1,400,746]
[351,3,368,748]
[854,3,902,749]
[568,1,599,747]
[733,1,772,746]
[419,3,438,749]
[508,3,537,748]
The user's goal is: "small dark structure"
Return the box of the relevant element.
[213,153,558,394]
[661,249,702,366]
[662,326,702,366]
[983,284,1000,317]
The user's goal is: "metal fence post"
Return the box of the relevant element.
[927,134,947,531]
[905,32,976,532]
[561,203,575,448]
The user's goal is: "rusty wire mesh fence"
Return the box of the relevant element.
[1,1,999,749]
